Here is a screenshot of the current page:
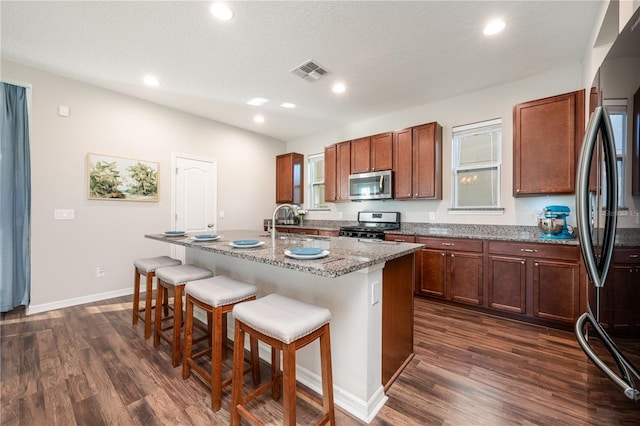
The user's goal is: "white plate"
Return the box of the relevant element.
[164,231,186,237]
[229,241,265,248]
[190,235,221,242]
[284,249,330,260]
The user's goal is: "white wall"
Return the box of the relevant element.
[1,60,285,312]
[287,65,583,227]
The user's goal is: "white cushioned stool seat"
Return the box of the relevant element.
[132,256,181,339]
[232,293,332,344]
[155,264,213,286]
[134,256,181,274]
[185,276,257,308]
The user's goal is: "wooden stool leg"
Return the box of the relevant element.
[320,325,335,424]
[282,344,297,426]
[182,295,194,380]
[230,320,245,426]
[153,282,165,347]
[272,347,281,401]
[133,267,141,325]
[251,336,260,385]
[171,285,184,367]
[212,307,224,411]
[143,271,154,339]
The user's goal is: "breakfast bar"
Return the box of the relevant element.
[146,230,422,422]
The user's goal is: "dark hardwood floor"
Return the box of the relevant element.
[2,294,639,425]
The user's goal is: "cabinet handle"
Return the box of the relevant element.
[442,243,455,246]
[441,252,445,256]
[521,260,525,265]
[451,254,455,258]
[534,262,539,267]
[629,254,639,258]
[521,248,538,253]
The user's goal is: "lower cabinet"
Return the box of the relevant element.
[487,241,583,324]
[415,237,484,307]
[605,249,640,334]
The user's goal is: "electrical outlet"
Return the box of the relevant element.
[96,265,105,277]
[429,212,436,221]
[371,281,380,305]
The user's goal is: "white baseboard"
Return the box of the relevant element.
[27,287,134,315]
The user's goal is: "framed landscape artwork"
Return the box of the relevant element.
[88,153,159,201]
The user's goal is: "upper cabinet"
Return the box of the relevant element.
[351,132,393,173]
[513,90,585,196]
[275,152,304,204]
[324,141,351,202]
[393,122,443,200]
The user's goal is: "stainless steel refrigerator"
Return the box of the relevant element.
[575,7,640,400]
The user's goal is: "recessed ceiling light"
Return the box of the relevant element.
[332,83,346,94]
[254,115,265,123]
[143,75,160,87]
[211,3,233,21]
[483,19,506,36]
[246,97,268,106]
[280,102,296,109]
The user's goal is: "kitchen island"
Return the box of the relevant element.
[146,230,422,422]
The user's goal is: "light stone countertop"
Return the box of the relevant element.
[146,230,423,278]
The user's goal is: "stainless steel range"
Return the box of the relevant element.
[339,211,401,239]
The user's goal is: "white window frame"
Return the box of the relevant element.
[308,153,328,210]
[451,118,502,210]
[603,99,627,209]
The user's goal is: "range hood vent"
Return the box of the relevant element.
[290,60,330,82]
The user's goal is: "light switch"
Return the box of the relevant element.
[57,105,70,117]
[54,209,75,220]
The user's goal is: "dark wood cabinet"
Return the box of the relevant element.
[487,241,583,324]
[351,132,393,173]
[513,90,585,196]
[324,141,351,202]
[384,234,416,243]
[393,122,442,200]
[605,249,640,334]
[415,237,483,306]
[276,152,303,204]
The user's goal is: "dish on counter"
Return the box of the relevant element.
[284,249,330,260]
[229,240,264,248]
[164,231,186,237]
[191,234,220,242]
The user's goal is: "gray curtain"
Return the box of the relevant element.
[1,82,31,312]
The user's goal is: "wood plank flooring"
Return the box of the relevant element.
[2,294,639,425]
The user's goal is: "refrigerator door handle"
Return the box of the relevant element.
[575,106,618,288]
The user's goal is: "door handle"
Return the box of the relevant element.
[207,223,214,228]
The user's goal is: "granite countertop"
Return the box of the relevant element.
[146,230,423,278]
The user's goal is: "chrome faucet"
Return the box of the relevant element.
[271,204,299,245]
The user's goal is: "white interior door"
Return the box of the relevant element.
[172,154,217,262]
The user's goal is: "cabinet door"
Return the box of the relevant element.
[336,141,351,201]
[608,264,638,334]
[393,128,413,199]
[488,255,526,314]
[413,122,442,199]
[371,132,393,171]
[351,137,371,173]
[416,249,446,298]
[324,145,337,202]
[532,259,580,323]
[276,153,303,204]
[448,252,483,306]
[385,234,416,243]
[513,90,585,195]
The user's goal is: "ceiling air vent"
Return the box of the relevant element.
[290,60,330,82]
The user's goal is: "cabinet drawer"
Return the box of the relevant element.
[416,237,483,253]
[612,249,640,265]
[385,234,416,243]
[488,241,579,261]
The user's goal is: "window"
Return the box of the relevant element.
[604,100,627,208]
[308,153,328,209]
[451,119,502,209]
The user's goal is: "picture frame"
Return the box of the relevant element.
[87,153,159,201]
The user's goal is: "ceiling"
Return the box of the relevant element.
[1,1,603,141]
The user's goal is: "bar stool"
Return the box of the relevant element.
[230,293,335,426]
[133,256,181,339]
[182,276,261,411]
[154,264,213,367]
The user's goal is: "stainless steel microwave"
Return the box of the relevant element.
[348,170,393,200]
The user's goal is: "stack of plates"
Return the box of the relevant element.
[284,247,330,259]
[191,234,220,242]
[229,239,264,248]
